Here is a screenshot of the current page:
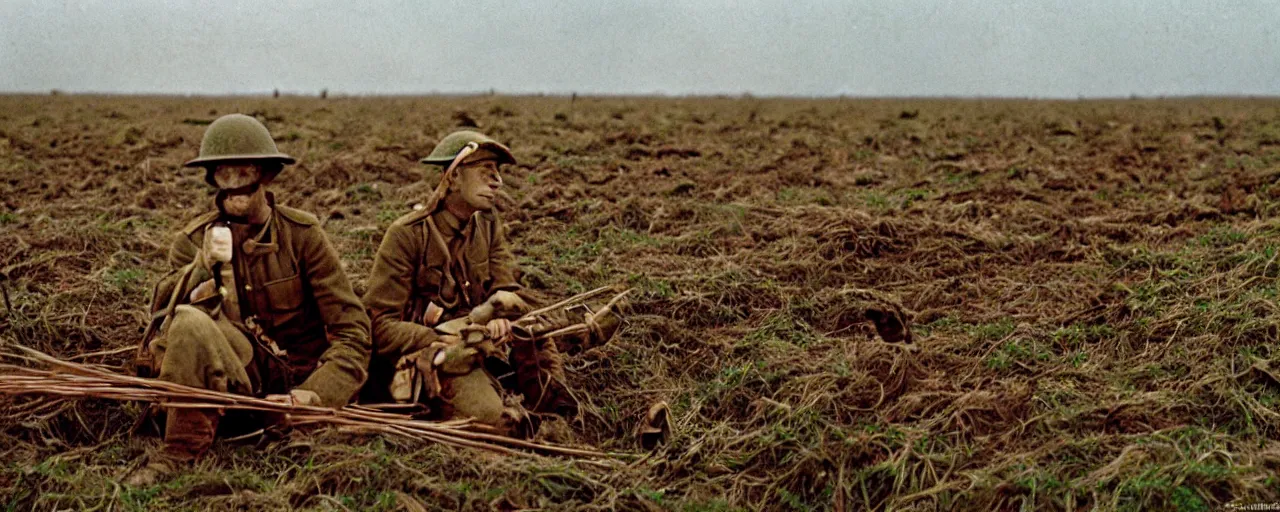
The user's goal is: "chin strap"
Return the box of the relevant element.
[424,142,479,213]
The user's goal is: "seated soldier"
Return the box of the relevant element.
[128,114,371,485]
[361,131,623,433]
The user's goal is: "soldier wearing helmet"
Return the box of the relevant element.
[127,114,371,485]
[362,130,592,433]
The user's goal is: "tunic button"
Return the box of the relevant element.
[245,284,253,291]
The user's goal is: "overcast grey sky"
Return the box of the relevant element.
[1,0,1276,98]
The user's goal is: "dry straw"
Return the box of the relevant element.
[0,288,636,460]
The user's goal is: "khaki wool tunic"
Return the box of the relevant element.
[148,197,371,406]
[361,204,521,392]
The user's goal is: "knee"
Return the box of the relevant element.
[153,306,227,388]
[163,306,221,349]
[468,399,504,426]
[450,372,505,426]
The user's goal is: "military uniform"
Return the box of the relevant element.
[133,115,370,471]
[145,199,371,406]
[361,131,575,426]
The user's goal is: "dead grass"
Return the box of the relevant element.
[4,95,1280,510]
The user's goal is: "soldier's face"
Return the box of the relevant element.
[213,164,265,218]
[451,159,503,212]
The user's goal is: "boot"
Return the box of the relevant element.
[124,407,219,486]
[162,407,220,459]
[511,338,577,416]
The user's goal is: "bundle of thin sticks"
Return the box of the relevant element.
[0,345,617,460]
[512,286,634,340]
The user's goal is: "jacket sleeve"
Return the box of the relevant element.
[487,215,522,294]
[150,232,211,315]
[363,222,440,359]
[294,227,372,407]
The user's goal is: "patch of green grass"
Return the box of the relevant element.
[107,267,146,292]
[628,273,675,299]
[120,484,162,511]
[0,212,16,225]
[945,170,975,185]
[1051,323,1117,348]
[775,488,811,511]
[969,318,1016,341]
[1106,245,1202,276]
[336,489,398,511]
[862,191,889,209]
[598,226,661,251]
[1169,485,1209,511]
[552,238,601,264]
[635,487,666,503]
[898,188,930,202]
[1112,467,1213,512]
[914,315,961,337]
[986,337,1051,369]
[1196,226,1249,248]
[346,183,381,202]
[376,205,407,224]
[717,361,763,388]
[1012,468,1067,496]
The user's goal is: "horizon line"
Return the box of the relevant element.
[5,90,1280,101]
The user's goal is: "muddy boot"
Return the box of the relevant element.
[511,338,577,417]
[635,401,671,451]
[165,407,219,457]
[125,407,219,486]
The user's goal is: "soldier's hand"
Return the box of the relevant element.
[262,389,322,433]
[432,335,480,375]
[265,389,322,407]
[486,318,513,343]
[189,279,217,303]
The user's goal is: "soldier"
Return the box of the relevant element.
[127,114,371,485]
[362,130,607,433]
